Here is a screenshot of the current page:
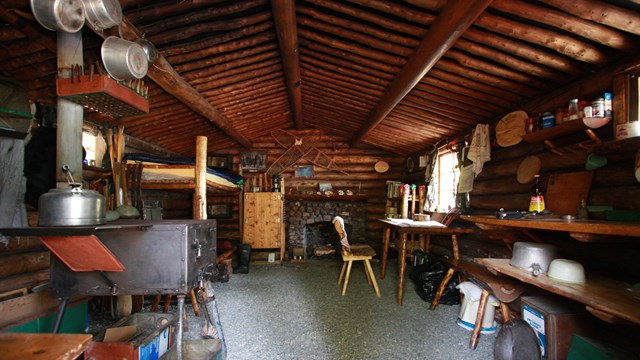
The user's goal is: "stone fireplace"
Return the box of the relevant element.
[285,196,367,259]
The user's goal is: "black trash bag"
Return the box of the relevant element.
[409,250,460,305]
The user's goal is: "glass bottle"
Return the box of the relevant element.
[567,99,579,121]
[528,175,546,213]
[577,198,588,220]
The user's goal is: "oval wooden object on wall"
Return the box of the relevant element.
[375,160,389,173]
[516,155,541,184]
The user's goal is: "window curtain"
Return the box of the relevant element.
[424,149,438,212]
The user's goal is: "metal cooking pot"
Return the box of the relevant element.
[82,0,122,30]
[37,165,106,226]
[135,37,158,64]
[101,36,148,80]
[31,0,85,33]
[509,242,557,275]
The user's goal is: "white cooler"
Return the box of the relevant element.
[456,281,499,334]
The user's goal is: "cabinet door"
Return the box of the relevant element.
[243,192,283,249]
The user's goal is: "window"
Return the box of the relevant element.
[82,131,97,164]
[432,149,459,212]
[82,131,106,167]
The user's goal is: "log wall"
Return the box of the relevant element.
[145,129,405,248]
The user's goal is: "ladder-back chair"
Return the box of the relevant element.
[333,216,381,298]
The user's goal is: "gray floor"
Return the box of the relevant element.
[210,259,497,360]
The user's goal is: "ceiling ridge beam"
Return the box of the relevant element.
[350,0,493,147]
[271,0,304,130]
[102,18,252,148]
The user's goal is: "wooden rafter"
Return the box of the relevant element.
[101,18,252,148]
[271,0,304,130]
[0,7,56,52]
[350,0,493,147]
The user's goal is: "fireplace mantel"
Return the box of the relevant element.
[285,194,368,202]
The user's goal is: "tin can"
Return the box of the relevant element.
[603,92,612,118]
[541,112,555,129]
[592,97,605,117]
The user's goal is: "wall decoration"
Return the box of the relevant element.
[207,203,232,218]
[207,153,232,170]
[319,182,332,192]
[294,165,314,177]
[241,152,267,171]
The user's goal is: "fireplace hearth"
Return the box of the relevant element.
[285,197,366,260]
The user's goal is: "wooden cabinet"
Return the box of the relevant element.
[243,192,285,263]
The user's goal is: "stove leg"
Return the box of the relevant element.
[176,295,185,360]
[52,297,69,333]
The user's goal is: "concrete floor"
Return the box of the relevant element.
[209,259,498,360]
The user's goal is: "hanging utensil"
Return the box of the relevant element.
[101,36,148,80]
[31,0,85,33]
[82,0,122,30]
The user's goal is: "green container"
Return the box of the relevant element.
[567,335,636,360]
[3,300,88,334]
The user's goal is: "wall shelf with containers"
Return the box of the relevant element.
[521,116,612,156]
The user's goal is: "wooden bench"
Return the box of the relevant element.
[431,257,525,349]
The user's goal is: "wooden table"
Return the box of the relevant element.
[460,216,640,325]
[0,333,92,359]
[460,215,640,242]
[379,219,474,304]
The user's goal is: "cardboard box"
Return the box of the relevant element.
[85,313,174,360]
[521,296,594,359]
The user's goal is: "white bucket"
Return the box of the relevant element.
[456,281,499,334]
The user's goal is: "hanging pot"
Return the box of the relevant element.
[135,37,158,64]
[82,0,122,30]
[31,0,85,33]
[101,36,148,80]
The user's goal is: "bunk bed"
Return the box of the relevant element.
[124,153,243,193]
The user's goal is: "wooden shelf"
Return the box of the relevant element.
[285,194,368,202]
[57,75,149,118]
[461,215,640,242]
[521,117,611,143]
[521,117,612,156]
[476,258,640,325]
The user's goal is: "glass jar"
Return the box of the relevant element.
[567,99,579,121]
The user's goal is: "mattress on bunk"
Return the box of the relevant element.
[125,153,243,188]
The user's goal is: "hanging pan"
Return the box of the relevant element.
[82,0,122,30]
[31,0,85,33]
[101,36,148,80]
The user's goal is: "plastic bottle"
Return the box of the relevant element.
[529,175,546,213]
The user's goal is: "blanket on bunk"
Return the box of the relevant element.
[125,153,244,185]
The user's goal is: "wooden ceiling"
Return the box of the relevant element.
[1,0,639,156]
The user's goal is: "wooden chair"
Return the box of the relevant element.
[333,216,381,298]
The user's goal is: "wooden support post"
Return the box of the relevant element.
[193,136,207,220]
[430,268,455,310]
[470,289,490,350]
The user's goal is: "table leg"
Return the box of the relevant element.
[381,227,391,279]
[500,302,511,322]
[451,234,460,260]
[398,233,407,305]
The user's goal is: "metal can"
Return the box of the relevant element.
[592,97,605,117]
[583,105,593,118]
[541,112,555,129]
